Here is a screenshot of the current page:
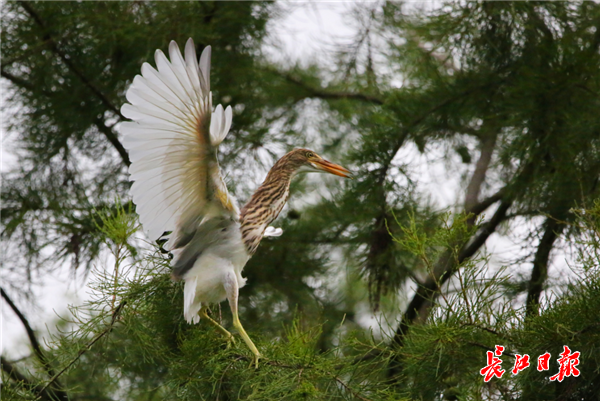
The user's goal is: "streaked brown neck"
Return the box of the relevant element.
[240,154,299,254]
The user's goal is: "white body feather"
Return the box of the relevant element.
[181,223,249,323]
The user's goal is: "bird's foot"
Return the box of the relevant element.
[225,333,236,349]
[249,352,260,369]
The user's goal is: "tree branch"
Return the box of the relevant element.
[387,126,503,362]
[1,356,57,401]
[94,118,131,166]
[1,69,36,91]
[465,130,498,211]
[525,217,564,318]
[466,190,504,216]
[363,87,492,311]
[1,70,130,167]
[1,287,68,400]
[458,200,512,261]
[1,288,53,375]
[388,198,512,379]
[18,1,125,120]
[39,301,126,395]
[272,69,384,105]
[234,355,374,401]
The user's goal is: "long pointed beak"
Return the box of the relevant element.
[313,159,352,178]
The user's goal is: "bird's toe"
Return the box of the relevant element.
[249,352,260,369]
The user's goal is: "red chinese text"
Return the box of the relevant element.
[512,354,530,375]
[550,346,581,382]
[537,352,551,371]
[480,345,505,382]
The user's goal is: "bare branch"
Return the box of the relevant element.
[458,200,512,261]
[94,118,131,166]
[525,217,564,318]
[1,69,36,91]
[1,287,68,400]
[364,88,490,310]
[387,125,504,355]
[1,288,53,376]
[465,131,498,211]
[466,190,504,216]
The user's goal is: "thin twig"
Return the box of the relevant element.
[460,322,503,337]
[1,356,57,401]
[466,342,515,358]
[215,356,245,401]
[38,301,126,395]
[1,288,48,371]
[231,355,373,400]
[269,68,384,105]
[326,371,372,401]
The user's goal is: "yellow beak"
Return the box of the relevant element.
[313,159,352,178]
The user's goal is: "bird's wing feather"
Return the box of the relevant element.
[121,39,237,247]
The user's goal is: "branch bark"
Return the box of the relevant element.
[94,118,131,166]
[0,69,35,91]
[525,217,564,318]
[465,131,498,211]
[363,89,492,311]
[1,287,68,400]
[386,126,505,380]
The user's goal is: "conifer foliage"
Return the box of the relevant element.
[2,2,600,400]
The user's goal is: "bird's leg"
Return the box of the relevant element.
[224,273,260,368]
[199,305,235,346]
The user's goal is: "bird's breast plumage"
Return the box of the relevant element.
[241,184,290,255]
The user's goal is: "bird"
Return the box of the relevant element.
[120,38,351,367]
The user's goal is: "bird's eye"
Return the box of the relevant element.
[306,152,314,158]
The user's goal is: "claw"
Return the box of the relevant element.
[225,334,236,349]
[250,352,260,369]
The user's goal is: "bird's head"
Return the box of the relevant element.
[288,148,352,178]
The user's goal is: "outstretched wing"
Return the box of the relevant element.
[121,39,236,249]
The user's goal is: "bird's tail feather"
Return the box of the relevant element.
[183,276,202,324]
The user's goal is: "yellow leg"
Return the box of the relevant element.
[224,273,260,368]
[232,309,260,368]
[199,305,235,346]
